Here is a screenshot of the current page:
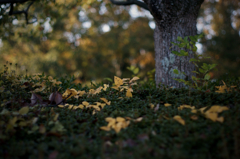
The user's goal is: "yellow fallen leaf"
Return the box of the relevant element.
[82,101,89,106]
[62,88,78,99]
[116,117,125,122]
[100,126,111,131]
[204,112,218,122]
[105,117,115,122]
[111,86,119,90]
[19,106,29,115]
[114,76,123,86]
[130,76,140,83]
[113,122,122,133]
[73,106,78,110]
[103,84,109,91]
[58,105,65,108]
[107,120,116,128]
[78,90,86,96]
[100,98,111,105]
[164,103,172,107]
[68,105,73,109]
[173,115,185,125]
[178,105,195,110]
[149,103,154,109]
[126,89,132,98]
[89,89,95,94]
[216,116,224,123]
[207,105,229,113]
[134,117,143,122]
[78,104,84,109]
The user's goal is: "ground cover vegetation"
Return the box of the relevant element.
[0,60,240,159]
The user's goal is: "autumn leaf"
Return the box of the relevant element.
[149,103,154,109]
[100,126,111,131]
[114,76,123,86]
[178,105,195,110]
[173,115,185,125]
[31,93,43,105]
[164,103,172,107]
[100,98,111,105]
[62,88,78,99]
[126,88,132,98]
[103,84,109,91]
[129,76,140,83]
[49,91,63,105]
[19,106,29,115]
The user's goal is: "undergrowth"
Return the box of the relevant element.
[0,63,240,159]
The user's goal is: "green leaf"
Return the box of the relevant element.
[133,67,139,74]
[204,74,211,80]
[19,106,29,115]
[104,78,113,82]
[199,68,205,73]
[180,50,188,56]
[171,51,181,55]
[192,46,197,52]
[192,71,200,74]
[189,58,199,62]
[173,69,179,74]
[177,36,183,41]
[184,36,188,43]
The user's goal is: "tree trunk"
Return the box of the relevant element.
[144,0,204,88]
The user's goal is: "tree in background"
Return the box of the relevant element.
[0,0,155,83]
[199,0,240,79]
[111,0,204,88]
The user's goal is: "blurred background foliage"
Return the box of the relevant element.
[0,0,239,84]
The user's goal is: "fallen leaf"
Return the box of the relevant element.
[164,103,172,107]
[149,103,154,109]
[19,106,29,115]
[173,115,185,125]
[49,91,63,105]
[100,126,111,131]
[116,117,125,122]
[114,76,123,86]
[100,98,111,105]
[31,93,43,105]
[134,117,143,122]
[130,76,140,83]
[126,89,132,98]
[178,105,195,110]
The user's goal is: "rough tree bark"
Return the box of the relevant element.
[111,0,204,88]
[143,0,204,88]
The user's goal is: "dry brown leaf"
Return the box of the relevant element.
[49,91,63,105]
[31,93,43,105]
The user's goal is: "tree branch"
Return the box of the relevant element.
[0,0,29,4]
[110,0,149,11]
[6,0,37,24]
